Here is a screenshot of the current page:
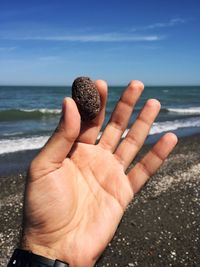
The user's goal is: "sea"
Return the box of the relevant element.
[0,85,200,155]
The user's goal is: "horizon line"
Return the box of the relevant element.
[0,83,200,87]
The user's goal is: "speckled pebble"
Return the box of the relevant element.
[72,77,101,121]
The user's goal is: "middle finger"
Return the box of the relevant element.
[98,80,144,151]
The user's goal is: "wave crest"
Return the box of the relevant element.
[1,116,200,154]
[167,107,200,114]
[0,108,61,121]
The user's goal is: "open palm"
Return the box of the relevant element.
[22,80,177,267]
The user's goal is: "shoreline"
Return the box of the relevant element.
[1,129,200,177]
[0,149,39,176]
[1,134,200,266]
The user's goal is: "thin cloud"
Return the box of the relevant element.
[39,56,58,61]
[3,33,162,42]
[0,46,17,51]
[144,18,186,29]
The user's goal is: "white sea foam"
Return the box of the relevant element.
[168,107,200,114]
[19,108,61,114]
[0,136,49,154]
[120,117,200,137]
[2,132,23,136]
[150,117,200,134]
[1,117,200,154]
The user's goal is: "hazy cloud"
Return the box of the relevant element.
[39,56,58,61]
[0,46,17,51]
[4,33,162,42]
[144,18,186,30]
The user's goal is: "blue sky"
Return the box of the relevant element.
[0,0,200,85]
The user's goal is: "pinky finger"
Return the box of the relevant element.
[128,133,178,194]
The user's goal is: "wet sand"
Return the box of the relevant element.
[1,135,200,266]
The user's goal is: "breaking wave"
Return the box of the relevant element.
[0,108,61,121]
[1,117,200,154]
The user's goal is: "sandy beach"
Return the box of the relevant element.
[0,134,200,267]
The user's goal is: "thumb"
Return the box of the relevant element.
[33,97,81,169]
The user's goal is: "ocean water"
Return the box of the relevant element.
[0,85,200,154]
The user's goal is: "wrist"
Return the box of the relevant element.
[21,233,95,267]
[21,240,58,262]
[21,233,68,264]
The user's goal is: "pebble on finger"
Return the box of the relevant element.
[72,77,101,121]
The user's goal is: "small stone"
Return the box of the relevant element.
[170,251,176,257]
[72,77,101,121]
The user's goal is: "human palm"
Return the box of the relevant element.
[22,80,177,267]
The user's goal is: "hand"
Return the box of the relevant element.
[21,80,177,267]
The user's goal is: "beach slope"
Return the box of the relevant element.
[1,135,200,266]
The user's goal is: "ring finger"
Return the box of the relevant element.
[114,99,161,170]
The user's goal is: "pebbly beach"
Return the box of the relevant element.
[1,134,200,267]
